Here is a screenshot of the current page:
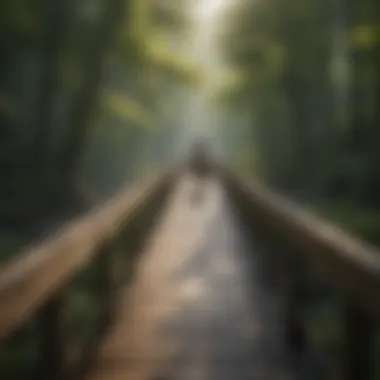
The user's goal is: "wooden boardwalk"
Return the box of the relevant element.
[85,175,322,380]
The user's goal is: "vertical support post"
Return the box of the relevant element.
[37,292,66,380]
[97,239,117,327]
[119,221,138,283]
[282,254,308,353]
[256,226,280,288]
[121,212,145,283]
[342,303,374,380]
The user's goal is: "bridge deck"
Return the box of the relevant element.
[85,176,319,380]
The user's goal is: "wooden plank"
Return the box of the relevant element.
[85,176,221,380]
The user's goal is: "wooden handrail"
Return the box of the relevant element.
[221,166,380,380]
[222,167,380,318]
[0,170,174,340]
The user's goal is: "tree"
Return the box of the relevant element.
[33,1,73,174]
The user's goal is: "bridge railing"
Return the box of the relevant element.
[0,171,175,380]
[222,167,380,380]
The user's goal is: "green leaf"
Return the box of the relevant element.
[101,91,154,129]
[349,25,379,50]
[146,40,203,84]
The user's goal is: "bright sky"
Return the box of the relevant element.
[197,0,228,20]
[175,0,231,156]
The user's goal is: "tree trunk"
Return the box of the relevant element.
[33,1,73,175]
[282,68,312,186]
[59,0,127,186]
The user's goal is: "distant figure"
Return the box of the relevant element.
[187,140,211,205]
[187,140,211,178]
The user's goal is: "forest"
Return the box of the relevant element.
[0,0,203,258]
[214,0,380,375]
[216,0,380,244]
[1,0,380,378]
[1,1,202,376]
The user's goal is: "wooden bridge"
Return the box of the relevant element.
[1,163,380,380]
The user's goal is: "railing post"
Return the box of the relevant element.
[97,239,117,327]
[282,254,308,353]
[120,214,145,282]
[342,304,374,380]
[255,227,283,288]
[37,291,66,380]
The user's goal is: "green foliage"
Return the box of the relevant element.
[101,91,154,129]
[146,41,203,85]
[0,0,43,46]
[349,25,380,50]
[217,0,380,204]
